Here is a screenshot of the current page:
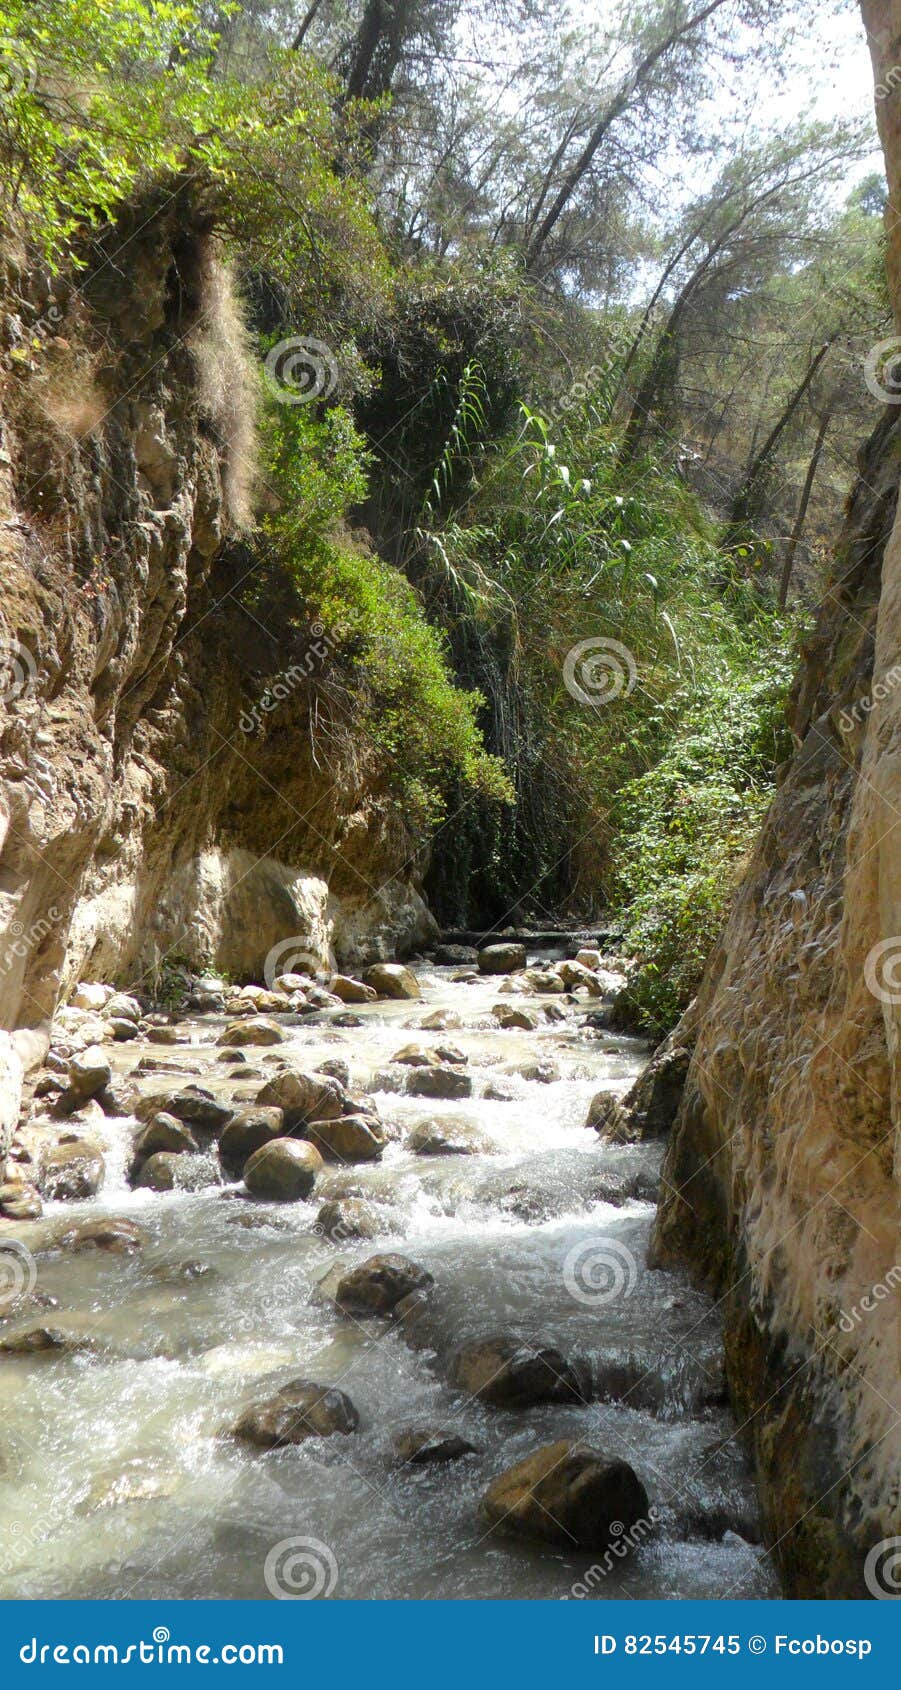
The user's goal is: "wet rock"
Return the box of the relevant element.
[105,993,142,1022]
[483,1080,516,1102]
[418,1008,463,1031]
[230,1378,359,1447]
[334,1253,434,1317]
[543,1003,568,1023]
[255,1069,344,1130]
[0,1320,96,1355]
[478,943,527,974]
[330,975,377,1004]
[576,948,602,970]
[218,1108,284,1179]
[145,1025,182,1046]
[243,1138,322,1201]
[150,1258,214,1283]
[392,1042,432,1066]
[59,1218,147,1254]
[449,1336,587,1406]
[432,945,478,966]
[589,1033,691,1143]
[80,1459,180,1513]
[38,1139,104,1201]
[66,1047,112,1103]
[134,1086,233,1134]
[557,960,603,995]
[393,1427,480,1466]
[405,1066,472,1100]
[217,1018,286,1048]
[186,989,226,1013]
[271,972,313,997]
[330,1012,364,1028]
[406,1119,492,1157]
[523,969,566,994]
[316,1197,382,1241]
[306,1115,385,1163]
[493,1004,539,1031]
[362,963,421,1000]
[510,1057,560,1084]
[108,1017,140,1042]
[479,1440,650,1549]
[132,1113,199,1162]
[317,1058,350,1087]
[136,1153,221,1193]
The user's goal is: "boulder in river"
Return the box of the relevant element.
[557,959,603,995]
[393,1427,480,1467]
[479,1440,650,1549]
[418,1008,464,1031]
[449,1335,587,1406]
[0,1181,42,1219]
[218,1107,284,1179]
[38,1139,105,1201]
[243,1138,322,1201]
[432,945,478,966]
[478,943,527,974]
[0,1319,97,1356]
[306,1115,385,1163]
[132,1113,199,1164]
[316,1197,383,1241]
[523,968,566,994]
[217,1018,286,1047]
[406,1119,492,1157]
[334,1253,434,1317]
[136,1152,221,1193]
[329,975,377,1004]
[65,1047,112,1104]
[405,1065,472,1100]
[134,1086,233,1133]
[316,1057,350,1087]
[362,962,421,1000]
[492,1004,539,1031]
[59,1218,147,1254]
[230,1378,360,1447]
[255,1069,344,1130]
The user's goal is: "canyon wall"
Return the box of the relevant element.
[652,1,901,1597]
[0,203,433,1135]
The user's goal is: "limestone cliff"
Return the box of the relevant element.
[0,204,434,1132]
[652,2,901,1598]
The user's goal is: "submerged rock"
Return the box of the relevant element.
[479,1439,650,1549]
[393,1427,480,1466]
[243,1138,322,1201]
[38,1139,105,1201]
[449,1336,586,1406]
[59,1218,147,1254]
[333,1253,434,1317]
[230,1379,359,1446]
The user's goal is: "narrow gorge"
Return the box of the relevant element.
[0,0,897,1607]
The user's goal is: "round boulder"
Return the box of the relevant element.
[217,1018,286,1048]
[218,1107,284,1179]
[449,1335,586,1406]
[316,1197,382,1241]
[405,1066,472,1100]
[38,1140,105,1201]
[230,1378,359,1447]
[478,943,527,975]
[305,1116,385,1163]
[406,1119,492,1157]
[362,962,421,1000]
[255,1069,344,1131]
[479,1439,650,1549]
[334,1253,434,1317]
[136,1153,222,1193]
[59,1218,147,1254]
[243,1138,323,1201]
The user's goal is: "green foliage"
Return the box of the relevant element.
[256,397,512,825]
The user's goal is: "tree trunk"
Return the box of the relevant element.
[778,406,833,608]
[727,341,833,535]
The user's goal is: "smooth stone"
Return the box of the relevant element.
[478,943,527,974]
[71,983,111,1012]
[393,1427,480,1466]
[432,945,478,966]
[132,1114,199,1162]
[38,1140,104,1201]
[145,1025,182,1046]
[479,1439,650,1549]
[255,1070,344,1130]
[0,1186,42,1219]
[334,1254,434,1318]
[406,1119,492,1157]
[576,949,602,969]
[305,1116,385,1163]
[66,1047,112,1101]
[136,1153,221,1193]
[133,1087,233,1133]
[105,993,142,1022]
[557,960,603,995]
[508,1057,560,1084]
[362,963,421,1000]
[316,1198,382,1241]
[243,1138,322,1201]
[59,1218,147,1254]
[523,969,566,993]
[449,1336,586,1406]
[317,1058,350,1087]
[218,1108,284,1179]
[108,1018,140,1042]
[493,1005,540,1031]
[230,1378,359,1446]
[405,1066,472,1100]
[330,975,377,1004]
[217,1018,286,1047]
[418,1009,464,1030]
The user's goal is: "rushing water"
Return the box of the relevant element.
[0,961,777,1600]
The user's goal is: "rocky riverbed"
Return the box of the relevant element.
[0,946,776,1599]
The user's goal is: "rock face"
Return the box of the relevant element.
[479,1441,650,1549]
[649,6,901,1597]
